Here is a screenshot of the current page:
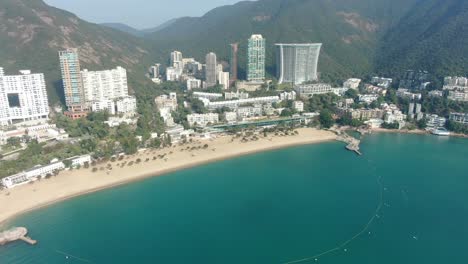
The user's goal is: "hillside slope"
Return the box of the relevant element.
[148,0,423,82]
[375,0,468,78]
[0,0,155,104]
[100,23,144,37]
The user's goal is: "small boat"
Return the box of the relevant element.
[431,128,451,136]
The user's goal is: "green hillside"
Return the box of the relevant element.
[148,0,424,83]
[0,0,157,104]
[375,0,468,78]
[1,0,467,104]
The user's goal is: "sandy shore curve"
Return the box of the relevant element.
[0,128,336,227]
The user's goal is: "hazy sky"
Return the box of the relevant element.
[44,0,242,29]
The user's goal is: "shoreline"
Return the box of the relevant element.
[0,128,337,228]
[371,128,468,138]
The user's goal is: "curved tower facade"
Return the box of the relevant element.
[276,43,322,85]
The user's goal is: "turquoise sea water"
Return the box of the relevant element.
[1,133,467,264]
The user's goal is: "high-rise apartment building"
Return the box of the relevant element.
[0,68,49,126]
[276,43,322,85]
[81,66,129,102]
[247,35,266,82]
[170,51,183,71]
[230,43,239,84]
[59,49,87,115]
[150,64,161,78]
[205,52,217,88]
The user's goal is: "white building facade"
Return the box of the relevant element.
[1,161,66,189]
[81,66,128,102]
[0,68,49,126]
[218,72,230,90]
[187,113,219,127]
[295,83,333,98]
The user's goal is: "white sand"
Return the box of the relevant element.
[0,128,336,227]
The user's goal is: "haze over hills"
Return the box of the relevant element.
[0,0,155,104]
[100,23,145,37]
[101,19,178,37]
[1,0,467,104]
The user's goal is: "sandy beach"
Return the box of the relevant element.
[0,128,336,227]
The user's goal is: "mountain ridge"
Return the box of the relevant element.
[0,0,156,104]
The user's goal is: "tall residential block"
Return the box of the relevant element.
[218,71,230,90]
[205,52,217,88]
[275,43,322,85]
[0,68,49,126]
[247,34,266,82]
[150,64,161,78]
[170,51,183,70]
[59,49,87,114]
[81,66,129,102]
[230,43,239,84]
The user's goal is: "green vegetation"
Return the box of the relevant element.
[0,0,159,104]
[381,122,400,129]
[319,110,334,129]
[0,140,84,178]
[446,120,468,134]
[376,0,468,78]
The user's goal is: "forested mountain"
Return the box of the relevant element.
[375,0,468,78]
[147,0,420,82]
[0,0,156,104]
[100,23,144,37]
[1,0,467,104]
[148,0,467,82]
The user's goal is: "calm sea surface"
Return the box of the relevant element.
[1,133,467,264]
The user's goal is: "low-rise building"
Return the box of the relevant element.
[186,78,202,90]
[428,90,443,97]
[448,91,468,102]
[1,161,66,188]
[384,109,406,124]
[426,114,447,129]
[343,78,361,89]
[236,81,263,91]
[224,112,237,123]
[187,113,219,127]
[159,108,175,127]
[295,83,333,98]
[225,91,249,100]
[449,112,468,125]
[444,76,468,88]
[279,91,296,101]
[396,89,422,100]
[237,105,263,120]
[91,100,115,115]
[105,117,137,128]
[332,87,349,96]
[67,155,92,168]
[155,93,178,111]
[364,119,384,128]
[193,92,223,100]
[348,109,384,120]
[166,67,181,81]
[359,94,379,104]
[293,101,304,112]
[365,85,387,95]
[116,96,137,116]
[371,77,393,88]
[206,96,280,110]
